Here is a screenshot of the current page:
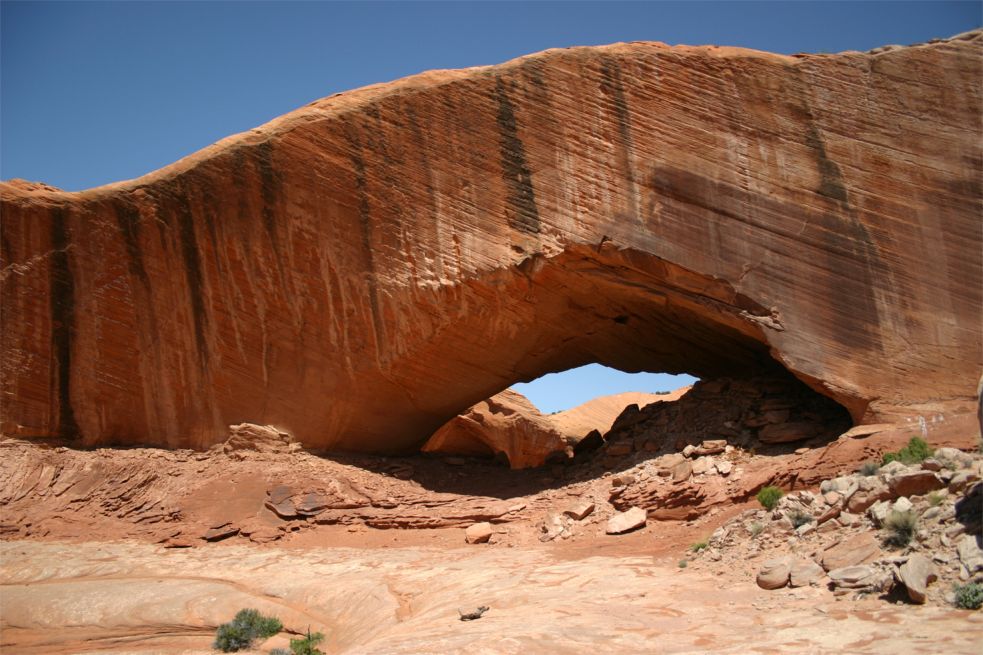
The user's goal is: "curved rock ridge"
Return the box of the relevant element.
[2,33,981,451]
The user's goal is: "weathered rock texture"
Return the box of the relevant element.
[420,389,566,468]
[2,34,981,451]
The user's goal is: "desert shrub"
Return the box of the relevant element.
[213,608,282,652]
[690,541,708,552]
[883,510,918,547]
[289,629,326,655]
[756,486,783,510]
[270,650,291,655]
[748,522,764,538]
[858,461,880,476]
[678,559,688,568]
[788,509,814,529]
[953,582,983,610]
[928,491,945,507]
[882,437,933,466]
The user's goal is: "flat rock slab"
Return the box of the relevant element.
[606,507,647,535]
[899,553,937,604]
[822,532,882,572]
[563,502,595,521]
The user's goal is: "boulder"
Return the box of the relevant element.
[956,534,983,573]
[693,440,727,456]
[423,390,567,469]
[691,457,713,475]
[465,522,494,544]
[574,430,605,456]
[789,559,825,587]
[672,460,693,482]
[898,553,937,603]
[715,460,733,476]
[606,507,647,535]
[756,558,791,590]
[868,501,891,527]
[822,532,881,571]
[828,565,881,589]
[563,502,595,521]
[891,497,913,514]
[888,471,945,497]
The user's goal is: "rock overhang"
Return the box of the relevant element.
[1,32,980,451]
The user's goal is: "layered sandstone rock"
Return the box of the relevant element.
[420,389,566,468]
[2,33,981,451]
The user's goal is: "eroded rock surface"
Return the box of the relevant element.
[2,34,981,452]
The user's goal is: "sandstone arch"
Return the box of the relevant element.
[2,34,981,451]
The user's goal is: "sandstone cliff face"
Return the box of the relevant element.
[2,33,981,451]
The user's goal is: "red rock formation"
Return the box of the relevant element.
[421,389,566,468]
[2,33,981,452]
[548,389,689,439]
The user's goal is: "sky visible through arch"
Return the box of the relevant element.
[3,1,979,412]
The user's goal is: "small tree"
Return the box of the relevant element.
[290,627,326,655]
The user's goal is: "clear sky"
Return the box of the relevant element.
[3,1,979,412]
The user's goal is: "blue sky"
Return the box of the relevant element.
[3,1,979,412]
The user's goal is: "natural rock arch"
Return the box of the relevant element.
[2,34,981,451]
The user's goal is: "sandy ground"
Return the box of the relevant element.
[2,538,982,655]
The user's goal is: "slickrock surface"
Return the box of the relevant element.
[3,34,981,451]
[547,389,688,439]
[3,540,982,654]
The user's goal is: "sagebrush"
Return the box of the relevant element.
[756,486,783,510]
[953,582,983,610]
[883,510,918,548]
[213,608,282,653]
[882,436,933,466]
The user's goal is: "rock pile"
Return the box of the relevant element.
[581,375,851,470]
[688,446,983,606]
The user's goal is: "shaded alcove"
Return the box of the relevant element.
[377,242,862,461]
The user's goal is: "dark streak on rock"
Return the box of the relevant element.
[114,200,151,292]
[804,125,849,203]
[49,207,79,440]
[599,57,640,220]
[255,141,283,259]
[345,123,386,349]
[494,77,540,234]
[173,181,209,366]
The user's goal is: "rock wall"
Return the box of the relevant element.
[2,33,981,451]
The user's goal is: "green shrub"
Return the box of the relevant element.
[290,629,326,655]
[882,437,933,466]
[678,559,688,568]
[748,522,764,538]
[858,462,880,476]
[788,509,814,529]
[690,541,708,552]
[954,582,983,610]
[270,650,291,655]
[756,486,783,510]
[883,510,918,548]
[928,491,945,507]
[213,608,282,652]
